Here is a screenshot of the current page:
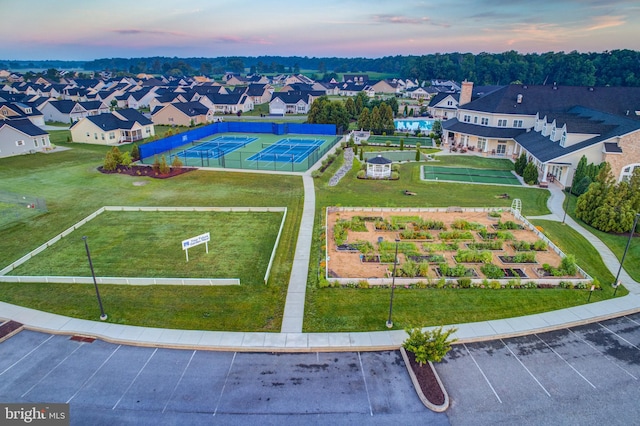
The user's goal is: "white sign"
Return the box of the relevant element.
[182,232,210,262]
[182,232,210,250]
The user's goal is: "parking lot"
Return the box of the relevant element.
[437,313,640,425]
[1,314,640,425]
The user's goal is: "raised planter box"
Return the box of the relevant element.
[498,255,537,264]
[503,268,527,278]
[408,255,446,263]
[435,267,478,278]
[360,254,380,263]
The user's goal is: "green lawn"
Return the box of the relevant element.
[10,211,283,283]
[0,143,303,331]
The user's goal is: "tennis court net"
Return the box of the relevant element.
[262,143,320,149]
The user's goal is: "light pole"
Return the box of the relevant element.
[612,213,640,297]
[83,236,107,321]
[386,239,400,329]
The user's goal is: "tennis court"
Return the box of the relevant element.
[175,135,258,160]
[147,132,339,172]
[367,135,433,147]
[247,138,324,163]
[422,165,522,186]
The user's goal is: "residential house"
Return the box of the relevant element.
[442,82,640,185]
[243,84,273,105]
[0,102,46,126]
[151,101,214,126]
[338,82,375,97]
[38,100,109,123]
[70,108,154,145]
[269,92,312,115]
[427,92,459,119]
[122,87,159,109]
[0,118,51,158]
[148,92,188,111]
[370,79,401,95]
[343,74,369,84]
[198,93,253,114]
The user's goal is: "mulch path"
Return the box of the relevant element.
[98,165,195,179]
[0,320,23,339]
[406,350,445,406]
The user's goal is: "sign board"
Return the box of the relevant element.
[182,232,210,262]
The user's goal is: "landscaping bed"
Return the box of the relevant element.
[98,164,195,179]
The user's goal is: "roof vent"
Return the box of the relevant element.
[517,94,523,104]
[589,87,594,91]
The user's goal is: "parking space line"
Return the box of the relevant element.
[625,315,640,326]
[463,343,502,403]
[66,345,121,403]
[357,352,374,417]
[568,329,637,380]
[534,334,596,389]
[112,347,158,410]
[213,351,236,417]
[21,342,84,397]
[162,350,196,414]
[501,339,551,397]
[598,323,640,350]
[0,335,54,376]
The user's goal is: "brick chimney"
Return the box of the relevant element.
[459,80,473,106]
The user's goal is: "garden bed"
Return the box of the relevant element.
[503,268,527,278]
[408,255,445,263]
[98,165,195,179]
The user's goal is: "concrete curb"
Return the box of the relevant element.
[400,347,449,412]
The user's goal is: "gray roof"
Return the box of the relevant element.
[515,106,640,162]
[367,155,392,164]
[460,84,640,119]
[0,118,47,136]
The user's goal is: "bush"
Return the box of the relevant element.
[103,151,117,171]
[171,156,183,169]
[159,155,170,174]
[523,162,539,185]
[357,170,366,179]
[481,263,505,279]
[391,171,399,180]
[457,277,472,288]
[454,249,492,263]
[403,326,458,366]
[560,254,578,276]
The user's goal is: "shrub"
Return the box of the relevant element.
[159,155,170,174]
[403,326,458,366]
[523,162,538,185]
[358,280,370,289]
[414,218,445,230]
[120,151,132,167]
[481,263,505,279]
[152,156,160,172]
[399,260,418,277]
[457,277,472,288]
[560,254,578,276]
[533,240,548,251]
[454,249,492,263]
[439,263,472,277]
[103,151,118,171]
[488,210,502,218]
[391,171,399,180]
[130,144,140,161]
[171,155,183,169]
[497,220,521,230]
[439,230,474,240]
[357,170,366,179]
[311,170,322,178]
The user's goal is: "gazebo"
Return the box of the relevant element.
[366,155,393,179]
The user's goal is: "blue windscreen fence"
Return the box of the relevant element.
[139,122,337,160]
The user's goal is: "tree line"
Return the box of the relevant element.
[7,49,639,87]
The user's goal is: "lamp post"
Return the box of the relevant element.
[82,236,107,321]
[386,239,400,329]
[612,213,640,297]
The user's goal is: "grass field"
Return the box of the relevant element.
[9,211,283,283]
[0,136,303,331]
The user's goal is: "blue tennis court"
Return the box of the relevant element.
[247,138,324,163]
[174,135,258,160]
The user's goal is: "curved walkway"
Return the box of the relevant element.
[2,162,640,351]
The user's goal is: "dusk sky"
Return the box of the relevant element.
[2,0,639,60]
